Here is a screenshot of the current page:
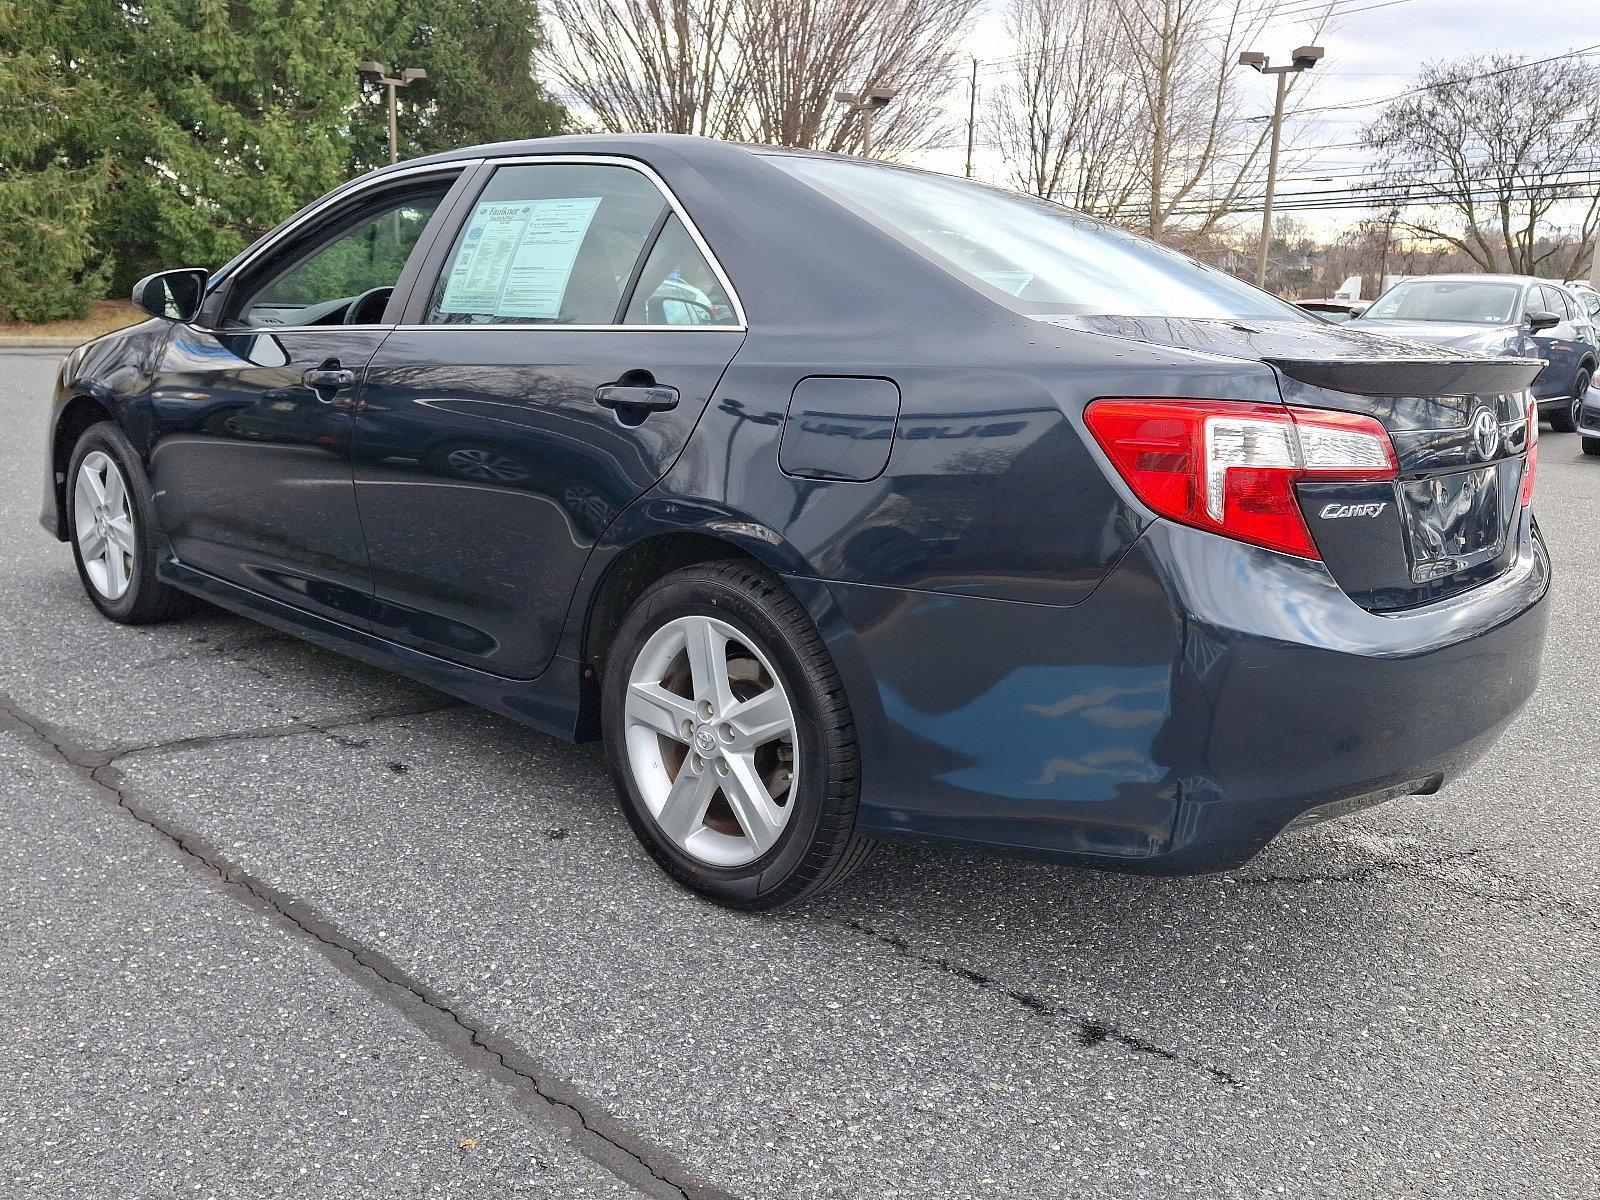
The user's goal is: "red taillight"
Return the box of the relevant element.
[1520,393,1538,508]
[1084,399,1397,559]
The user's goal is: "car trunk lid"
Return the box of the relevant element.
[1055,315,1543,609]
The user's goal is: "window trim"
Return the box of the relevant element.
[196,161,482,335]
[398,154,747,333]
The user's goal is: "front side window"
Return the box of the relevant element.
[240,187,446,327]
[1362,280,1522,325]
[769,154,1305,322]
[623,215,739,326]
[426,164,667,325]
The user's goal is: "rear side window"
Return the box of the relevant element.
[426,164,666,325]
[624,215,739,326]
[769,153,1305,322]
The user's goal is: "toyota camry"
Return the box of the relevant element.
[41,135,1550,908]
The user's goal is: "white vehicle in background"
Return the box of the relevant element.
[1332,274,1410,302]
[1566,280,1600,321]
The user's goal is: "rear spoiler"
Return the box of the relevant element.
[1263,355,1544,398]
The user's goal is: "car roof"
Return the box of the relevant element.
[1396,273,1557,288]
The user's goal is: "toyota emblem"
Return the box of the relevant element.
[1470,408,1499,459]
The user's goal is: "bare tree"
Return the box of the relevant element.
[539,0,975,156]
[1112,0,1330,238]
[537,0,745,137]
[982,0,1140,214]
[738,0,980,156]
[1361,54,1600,277]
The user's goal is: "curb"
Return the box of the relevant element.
[0,337,82,350]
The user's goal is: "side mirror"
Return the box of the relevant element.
[131,268,210,323]
[1526,309,1561,333]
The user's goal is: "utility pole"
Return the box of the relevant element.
[833,87,897,158]
[358,61,428,165]
[1238,46,1324,290]
[965,58,979,179]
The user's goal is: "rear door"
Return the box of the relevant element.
[147,168,466,623]
[353,158,746,678]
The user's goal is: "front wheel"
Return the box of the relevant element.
[601,561,872,910]
[67,422,195,624]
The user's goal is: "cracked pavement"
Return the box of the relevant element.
[1,348,1596,1198]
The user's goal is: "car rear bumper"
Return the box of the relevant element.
[792,513,1549,873]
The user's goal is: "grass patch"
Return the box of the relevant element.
[0,300,144,340]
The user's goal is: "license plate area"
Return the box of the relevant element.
[1399,463,1514,582]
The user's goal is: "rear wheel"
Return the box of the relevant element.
[601,561,872,909]
[67,423,194,624]
[1549,368,1588,433]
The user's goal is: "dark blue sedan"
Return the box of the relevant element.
[1354,274,1598,432]
[41,136,1549,908]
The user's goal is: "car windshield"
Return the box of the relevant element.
[769,155,1307,322]
[1362,280,1522,324]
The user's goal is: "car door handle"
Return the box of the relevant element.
[595,383,678,412]
[303,366,356,392]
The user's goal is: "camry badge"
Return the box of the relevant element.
[1471,407,1500,459]
[1319,502,1388,519]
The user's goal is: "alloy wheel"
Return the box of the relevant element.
[73,450,136,600]
[623,614,798,867]
[1574,372,1592,430]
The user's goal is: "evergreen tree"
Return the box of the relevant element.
[0,0,566,321]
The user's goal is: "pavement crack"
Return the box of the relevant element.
[0,692,730,1200]
[836,918,1242,1088]
[44,698,464,770]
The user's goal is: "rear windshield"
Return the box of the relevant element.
[769,154,1306,322]
[1363,280,1522,324]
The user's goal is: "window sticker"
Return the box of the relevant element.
[438,196,603,319]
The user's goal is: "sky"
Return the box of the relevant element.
[910,0,1599,235]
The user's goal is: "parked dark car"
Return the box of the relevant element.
[1353,274,1597,432]
[1294,298,1368,323]
[42,136,1549,908]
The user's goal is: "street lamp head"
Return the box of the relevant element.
[1237,50,1268,70]
[358,59,388,79]
[864,87,896,109]
[1291,45,1324,69]
[832,90,857,105]
[401,67,428,83]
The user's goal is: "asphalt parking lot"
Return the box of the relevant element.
[1,346,1595,1199]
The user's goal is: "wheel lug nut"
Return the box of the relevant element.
[718,723,734,742]
[715,759,730,777]
[698,700,714,720]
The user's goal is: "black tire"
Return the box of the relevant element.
[1548,368,1587,433]
[601,561,873,910]
[1583,436,1600,457]
[66,422,196,624]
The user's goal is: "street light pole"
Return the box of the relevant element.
[1238,46,1324,289]
[832,87,897,159]
[358,61,428,165]
[965,58,979,178]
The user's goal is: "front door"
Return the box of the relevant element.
[1527,283,1582,399]
[353,159,746,678]
[146,172,461,623]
